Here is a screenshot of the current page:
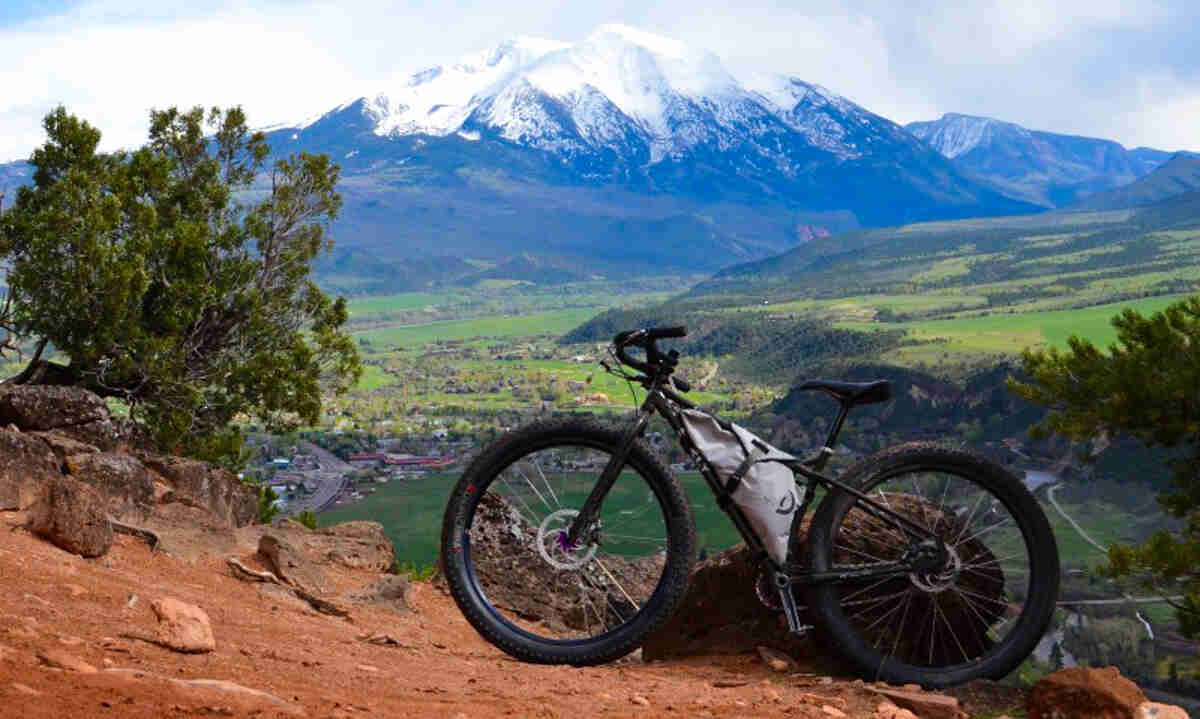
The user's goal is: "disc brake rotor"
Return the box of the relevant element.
[536,509,599,570]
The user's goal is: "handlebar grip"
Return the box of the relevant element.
[649,326,687,339]
[671,376,692,393]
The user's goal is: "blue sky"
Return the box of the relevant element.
[1,0,1197,162]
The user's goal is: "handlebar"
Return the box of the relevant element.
[613,326,689,389]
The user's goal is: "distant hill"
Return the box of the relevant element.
[686,203,1199,313]
[1073,155,1200,210]
[907,113,1174,208]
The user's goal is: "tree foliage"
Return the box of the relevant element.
[1010,295,1200,635]
[0,106,360,465]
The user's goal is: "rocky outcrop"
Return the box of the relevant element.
[0,385,109,429]
[643,544,813,661]
[63,452,155,522]
[0,429,61,510]
[1027,667,1194,719]
[645,492,1002,664]
[259,533,330,596]
[141,455,257,527]
[0,385,255,530]
[25,475,114,558]
[317,520,396,571]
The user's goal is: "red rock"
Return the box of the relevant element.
[1028,667,1147,719]
[37,649,98,673]
[869,687,967,719]
[25,476,113,558]
[151,597,215,653]
[1139,702,1191,719]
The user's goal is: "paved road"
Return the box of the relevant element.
[287,441,353,513]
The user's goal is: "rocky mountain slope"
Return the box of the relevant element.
[907,113,1173,208]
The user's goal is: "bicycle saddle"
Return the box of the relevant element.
[795,379,891,406]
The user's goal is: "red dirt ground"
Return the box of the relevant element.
[0,510,1022,718]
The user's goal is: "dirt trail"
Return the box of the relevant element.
[0,511,1021,718]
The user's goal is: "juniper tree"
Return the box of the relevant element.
[1010,296,1200,636]
[0,106,360,465]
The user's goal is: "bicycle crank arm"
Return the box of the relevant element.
[774,571,812,636]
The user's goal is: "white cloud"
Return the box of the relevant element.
[1,0,1198,161]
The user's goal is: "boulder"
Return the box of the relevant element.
[643,544,813,661]
[150,597,216,653]
[63,452,155,522]
[32,430,100,459]
[346,575,411,611]
[259,533,330,596]
[1028,667,1147,719]
[56,417,153,453]
[25,475,113,558]
[0,428,62,510]
[0,385,108,430]
[140,455,257,528]
[645,492,1004,664]
[319,521,396,571]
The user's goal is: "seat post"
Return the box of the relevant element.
[822,402,852,456]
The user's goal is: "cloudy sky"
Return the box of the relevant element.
[1,0,1197,162]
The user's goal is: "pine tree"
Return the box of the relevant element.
[1010,296,1200,636]
[0,106,360,466]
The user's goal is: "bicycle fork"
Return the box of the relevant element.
[564,409,650,547]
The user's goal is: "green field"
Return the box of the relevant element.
[353,308,604,348]
[837,294,1191,360]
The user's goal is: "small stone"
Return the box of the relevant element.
[151,598,215,654]
[58,635,85,646]
[37,649,98,673]
[631,694,650,707]
[757,645,798,673]
[1139,702,1190,719]
[12,682,41,696]
[820,676,834,685]
[765,688,781,702]
[62,584,87,598]
[822,706,847,718]
[357,664,380,673]
[599,692,613,700]
[126,595,138,609]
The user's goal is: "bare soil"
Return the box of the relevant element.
[0,511,1026,718]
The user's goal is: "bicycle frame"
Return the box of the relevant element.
[566,373,943,633]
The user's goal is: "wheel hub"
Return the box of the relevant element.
[908,542,962,593]
[536,509,599,570]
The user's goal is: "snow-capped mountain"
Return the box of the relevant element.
[907,113,1172,207]
[306,26,891,165]
[265,24,1032,259]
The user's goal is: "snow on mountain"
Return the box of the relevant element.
[300,24,885,164]
[906,113,1024,159]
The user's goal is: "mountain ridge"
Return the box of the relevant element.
[907,113,1176,208]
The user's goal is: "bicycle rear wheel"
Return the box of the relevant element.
[441,418,696,665]
[804,443,1059,687]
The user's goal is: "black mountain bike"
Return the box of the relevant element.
[441,327,1060,687]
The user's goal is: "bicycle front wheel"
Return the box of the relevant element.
[441,418,696,665]
[804,443,1060,687]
